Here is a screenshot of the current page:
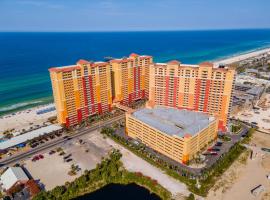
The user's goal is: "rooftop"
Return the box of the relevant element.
[49,65,80,72]
[0,124,62,150]
[131,106,215,138]
[0,167,29,190]
[155,60,229,69]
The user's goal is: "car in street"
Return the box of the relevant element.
[215,142,223,146]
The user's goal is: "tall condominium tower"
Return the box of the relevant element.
[148,61,235,131]
[49,60,112,127]
[110,53,153,105]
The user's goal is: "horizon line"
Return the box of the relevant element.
[1,27,270,33]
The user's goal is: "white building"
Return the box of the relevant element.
[0,124,62,150]
[0,167,29,191]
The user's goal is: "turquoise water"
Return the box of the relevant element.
[0,29,270,115]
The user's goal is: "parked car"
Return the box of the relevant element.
[65,158,72,162]
[59,152,65,156]
[49,135,55,139]
[30,143,38,148]
[39,154,44,159]
[49,150,56,155]
[215,142,223,146]
[32,156,40,162]
[64,154,72,160]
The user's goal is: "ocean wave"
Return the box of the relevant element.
[0,101,43,112]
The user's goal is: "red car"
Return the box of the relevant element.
[39,154,44,159]
[207,148,213,152]
[32,156,40,162]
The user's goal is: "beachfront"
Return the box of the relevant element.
[1,47,270,136]
[214,47,270,66]
[0,104,56,135]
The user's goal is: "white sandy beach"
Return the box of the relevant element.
[0,103,56,135]
[214,47,270,66]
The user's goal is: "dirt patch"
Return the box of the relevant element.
[261,154,270,171]
[262,191,270,200]
[251,131,270,148]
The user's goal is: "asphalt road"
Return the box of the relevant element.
[0,114,125,168]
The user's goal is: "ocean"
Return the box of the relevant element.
[0,29,270,115]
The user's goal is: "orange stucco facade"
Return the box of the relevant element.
[148,61,235,131]
[49,60,112,127]
[110,53,153,105]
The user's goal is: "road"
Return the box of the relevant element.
[0,114,125,167]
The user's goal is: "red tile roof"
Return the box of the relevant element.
[199,62,213,67]
[77,59,91,65]
[25,180,40,197]
[49,65,81,73]
[184,133,192,138]
[167,60,181,65]
[110,58,133,63]
[129,53,139,57]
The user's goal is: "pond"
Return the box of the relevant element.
[73,183,161,200]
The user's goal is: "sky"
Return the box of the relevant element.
[0,0,269,31]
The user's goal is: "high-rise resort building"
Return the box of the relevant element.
[49,60,112,127]
[126,106,218,164]
[49,53,152,127]
[110,53,153,105]
[148,61,235,131]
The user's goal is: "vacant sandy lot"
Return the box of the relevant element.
[207,131,270,200]
[23,129,189,197]
[24,153,80,190]
[105,138,189,197]
[63,133,112,171]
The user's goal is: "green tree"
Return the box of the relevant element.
[186,193,195,200]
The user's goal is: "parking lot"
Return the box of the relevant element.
[23,130,113,190]
[113,125,249,176]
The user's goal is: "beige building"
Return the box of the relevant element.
[126,106,218,164]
